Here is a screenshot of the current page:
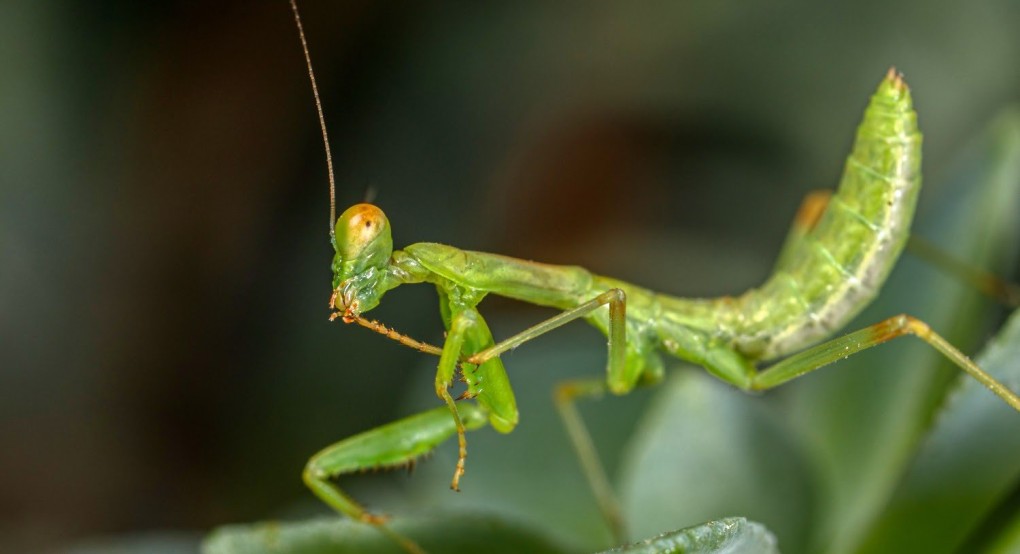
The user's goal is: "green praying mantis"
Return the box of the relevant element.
[287,3,1020,553]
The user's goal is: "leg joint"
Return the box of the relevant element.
[606,288,626,303]
[302,463,325,485]
[900,314,931,336]
[874,313,929,343]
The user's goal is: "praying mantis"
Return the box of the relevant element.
[285,3,1020,553]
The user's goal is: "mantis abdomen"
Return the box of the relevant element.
[731,70,922,361]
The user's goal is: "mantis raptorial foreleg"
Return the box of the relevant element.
[435,309,486,491]
[303,403,488,553]
[304,305,513,554]
[430,305,521,491]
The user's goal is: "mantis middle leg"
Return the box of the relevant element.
[467,288,633,389]
[467,288,660,545]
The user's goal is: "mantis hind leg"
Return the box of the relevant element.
[773,189,833,272]
[553,356,665,546]
[752,314,1020,412]
[907,235,1020,307]
[554,378,624,543]
[303,403,488,554]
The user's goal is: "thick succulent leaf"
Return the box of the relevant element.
[854,308,1020,553]
[619,371,812,554]
[202,514,569,554]
[596,518,778,554]
[782,108,1020,554]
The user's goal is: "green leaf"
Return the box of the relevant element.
[596,517,778,554]
[202,514,569,554]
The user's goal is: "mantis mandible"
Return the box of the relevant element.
[288,3,1020,552]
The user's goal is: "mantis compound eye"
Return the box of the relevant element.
[335,203,393,271]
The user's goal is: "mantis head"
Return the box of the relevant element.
[330,203,393,318]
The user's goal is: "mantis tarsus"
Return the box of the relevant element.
[288,3,1020,553]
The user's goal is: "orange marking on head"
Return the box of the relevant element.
[343,204,387,245]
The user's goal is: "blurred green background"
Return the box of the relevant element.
[2,1,1019,552]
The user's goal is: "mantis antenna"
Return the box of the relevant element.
[289,0,337,245]
[293,1,445,360]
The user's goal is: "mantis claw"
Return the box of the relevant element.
[450,454,466,492]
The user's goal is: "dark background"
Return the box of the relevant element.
[2,1,1019,551]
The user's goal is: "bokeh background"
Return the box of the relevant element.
[3,1,1019,552]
